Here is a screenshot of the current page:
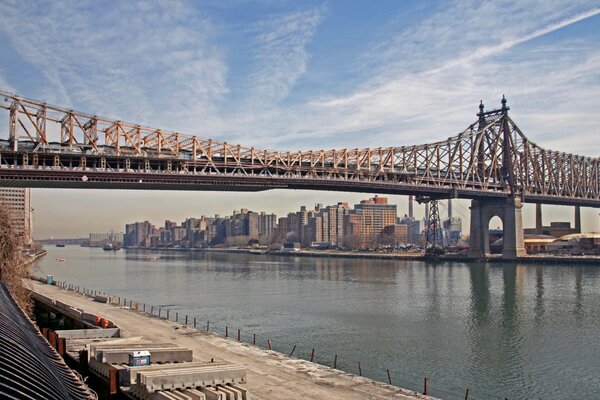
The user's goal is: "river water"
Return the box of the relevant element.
[35,246,600,399]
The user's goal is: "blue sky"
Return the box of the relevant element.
[1,0,600,237]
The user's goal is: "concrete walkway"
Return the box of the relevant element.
[31,280,437,400]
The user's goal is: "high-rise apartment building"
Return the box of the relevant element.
[352,196,397,239]
[0,188,32,244]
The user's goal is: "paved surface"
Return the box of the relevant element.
[31,280,437,400]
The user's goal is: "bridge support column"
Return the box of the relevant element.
[468,197,525,260]
[575,206,581,233]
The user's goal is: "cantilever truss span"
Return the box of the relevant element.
[1,91,599,207]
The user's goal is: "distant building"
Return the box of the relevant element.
[88,232,124,247]
[443,217,462,244]
[398,215,423,245]
[349,196,397,247]
[525,222,578,238]
[381,224,408,245]
[0,188,32,244]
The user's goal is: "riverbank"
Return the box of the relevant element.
[123,245,600,265]
[30,279,436,400]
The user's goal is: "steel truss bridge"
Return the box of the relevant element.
[1,90,599,208]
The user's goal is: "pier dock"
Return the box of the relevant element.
[30,280,435,400]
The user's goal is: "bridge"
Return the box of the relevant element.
[1,91,598,259]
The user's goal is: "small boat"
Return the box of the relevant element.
[56,258,66,262]
[103,243,114,251]
[55,243,65,247]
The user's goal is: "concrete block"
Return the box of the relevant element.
[200,388,225,400]
[216,386,237,400]
[137,364,246,393]
[99,348,193,364]
[121,362,229,385]
[94,294,112,303]
[184,389,207,400]
[90,342,177,357]
[56,328,120,340]
[228,385,246,400]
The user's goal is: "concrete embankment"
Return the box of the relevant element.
[30,280,438,400]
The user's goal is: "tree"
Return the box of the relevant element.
[0,205,31,314]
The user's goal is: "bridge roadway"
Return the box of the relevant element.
[3,165,600,208]
[30,280,436,400]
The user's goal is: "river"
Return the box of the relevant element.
[35,246,600,399]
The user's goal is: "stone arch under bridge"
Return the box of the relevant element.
[468,197,525,260]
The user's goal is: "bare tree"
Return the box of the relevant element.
[0,204,32,314]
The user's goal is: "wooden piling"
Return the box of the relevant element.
[358,361,362,376]
[109,367,118,395]
[237,329,240,341]
[464,388,469,400]
[58,337,66,356]
[289,345,296,357]
[225,326,228,337]
[333,354,337,369]
[423,377,428,395]
[387,369,392,385]
[207,321,210,331]
[268,339,272,350]
[310,348,315,362]
[253,333,256,345]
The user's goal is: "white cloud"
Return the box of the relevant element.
[0,0,228,136]
[245,6,325,106]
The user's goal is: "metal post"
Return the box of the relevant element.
[79,349,88,373]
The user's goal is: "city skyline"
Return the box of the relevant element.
[33,190,595,239]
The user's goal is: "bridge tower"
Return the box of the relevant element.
[468,97,525,260]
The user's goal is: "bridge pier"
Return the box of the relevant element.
[468,197,525,260]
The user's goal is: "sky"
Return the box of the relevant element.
[0,0,600,238]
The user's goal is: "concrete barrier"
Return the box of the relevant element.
[55,328,120,340]
[94,294,112,304]
[119,361,229,385]
[136,364,246,393]
[99,348,193,365]
[90,342,178,357]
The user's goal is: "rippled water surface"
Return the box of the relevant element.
[36,247,600,399]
